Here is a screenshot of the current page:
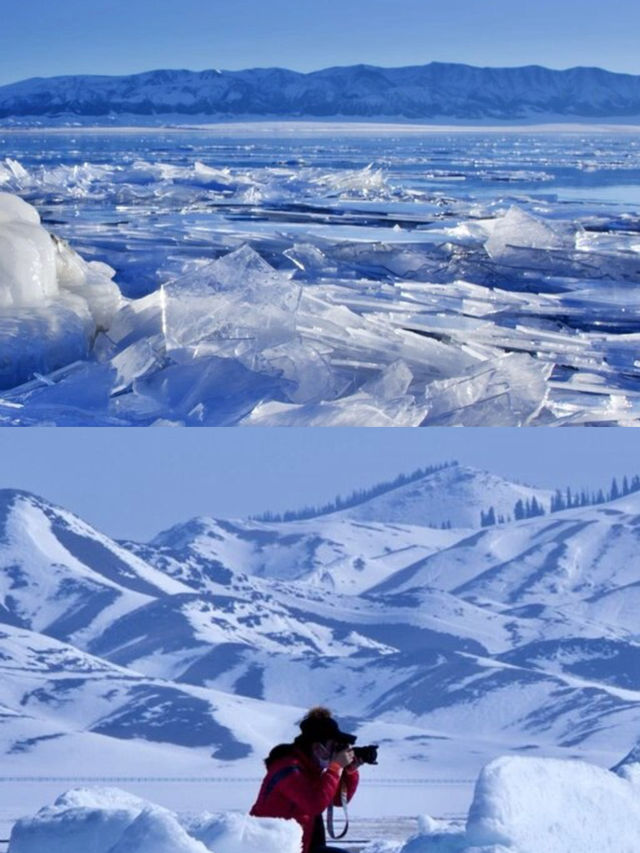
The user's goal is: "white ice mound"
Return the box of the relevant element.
[399,756,640,853]
[8,786,303,853]
[108,807,210,853]
[484,206,569,261]
[8,786,147,853]
[0,192,122,388]
[186,811,302,853]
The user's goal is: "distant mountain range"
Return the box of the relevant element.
[2,465,640,782]
[2,63,640,122]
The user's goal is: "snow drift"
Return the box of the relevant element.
[400,756,640,853]
[0,191,121,388]
[8,787,302,853]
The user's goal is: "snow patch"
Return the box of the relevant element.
[8,787,302,853]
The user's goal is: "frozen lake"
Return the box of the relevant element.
[1,125,640,425]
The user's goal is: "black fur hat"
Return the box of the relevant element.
[297,707,356,745]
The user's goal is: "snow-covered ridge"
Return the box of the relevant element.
[2,477,640,790]
[3,62,640,121]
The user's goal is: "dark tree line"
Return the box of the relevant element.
[481,475,639,528]
[549,475,639,512]
[253,460,459,523]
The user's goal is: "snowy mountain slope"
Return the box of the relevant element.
[330,465,553,528]
[143,466,552,592]
[2,477,640,779]
[0,489,191,644]
[145,515,462,594]
[3,63,640,120]
[370,495,640,619]
[0,623,250,761]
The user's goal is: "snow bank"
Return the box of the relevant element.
[0,191,122,388]
[8,787,147,853]
[399,756,640,853]
[8,786,302,853]
[186,810,302,853]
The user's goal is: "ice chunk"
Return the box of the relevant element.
[0,190,40,225]
[162,245,301,360]
[0,158,30,187]
[253,341,342,404]
[0,192,123,388]
[484,206,568,261]
[241,361,428,426]
[108,807,209,853]
[362,359,414,399]
[119,356,286,425]
[0,205,58,306]
[0,299,93,390]
[9,787,303,853]
[399,756,640,853]
[54,236,121,329]
[311,164,389,199]
[8,786,144,853]
[423,354,552,426]
[465,756,640,853]
[187,811,302,853]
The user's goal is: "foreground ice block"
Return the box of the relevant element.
[0,192,122,388]
[399,755,640,853]
[8,787,303,853]
[8,787,147,853]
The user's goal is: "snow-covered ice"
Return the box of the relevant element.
[9,757,640,853]
[0,191,121,389]
[398,756,640,853]
[8,787,301,853]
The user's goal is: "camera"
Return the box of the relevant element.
[335,742,379,765]
[353,744,379,765]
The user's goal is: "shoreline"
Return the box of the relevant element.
[2,119,640,135]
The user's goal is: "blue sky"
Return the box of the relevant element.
[0,0,638,86]
[1,428,639,539]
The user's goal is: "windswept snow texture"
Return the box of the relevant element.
[0,125,640,426]
[1,128,640,424]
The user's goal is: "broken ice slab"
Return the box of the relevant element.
[0,362,124,425]
[296,294,482,384]
[423,353,553,426]
[118,356,287,426]
[161,244,302,358]
[484,206,572,261]
[251,341,344,404]
[309,164,390,199]
[110,336,166,394]
[241,364,428,426]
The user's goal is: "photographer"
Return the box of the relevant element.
[250,707,362,853]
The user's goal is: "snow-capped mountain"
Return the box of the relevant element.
[2,62,640,121]
[1,466,640,783]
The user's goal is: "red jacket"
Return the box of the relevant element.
[250,746,359,853]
